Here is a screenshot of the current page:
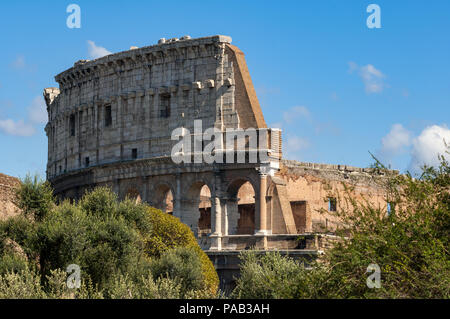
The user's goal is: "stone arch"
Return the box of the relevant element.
[181,180,213,238]
[152,183,175,214]
[125,187,142,203]
[225,178,257,235]
[118,178,143,201]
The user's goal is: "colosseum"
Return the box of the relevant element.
[43,35,396,288]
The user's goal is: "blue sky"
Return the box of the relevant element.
[0,0,449,179]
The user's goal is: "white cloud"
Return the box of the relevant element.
[283,135,309,160]
[11,55,26,69]
[87,40,112,59]
[409,125,450,173]
[349,62,386,94]
[286,136,309,151]
[0,119,35,137]
[28,96,47,124]
[380,124,412,158]
[0,95,48,137]
[282,106,310,124]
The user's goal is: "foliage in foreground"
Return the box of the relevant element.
[233,155,450,299]
[0,178,218,299]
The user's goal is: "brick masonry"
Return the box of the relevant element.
[0,173,20,220]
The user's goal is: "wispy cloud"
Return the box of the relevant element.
[10,54,26,69]
[285,135,309,152]
[274,105,340,161]
[0,95,48,137]
[87,40,112,59]
[282,106,311,124]
[283,135,310,160]
[379,124,412,160]
[0,119,35,137]
[28,96,47,124]
[348,62,386,94]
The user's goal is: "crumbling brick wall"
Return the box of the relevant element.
[0,173,20,220]
[278,160,397,232]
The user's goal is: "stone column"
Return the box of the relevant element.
[256,172,268,235]
[210,171,223,251]
[225,197,240,235]
[173,173,182,219]
[222,198,229,236]
[141,176,148,203]
[209,196,222,251]
[212,196,222,235]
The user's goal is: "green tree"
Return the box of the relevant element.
[15,174,54,221]
[233,154,450,299]
[0,185,219,298]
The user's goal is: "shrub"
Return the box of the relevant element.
[37,197,146,289]
[79,187,118,218]
[0,253,30,276]
[0,185,218,298]
[146,208,219,294]
[0,268,44,299]
[15,174,54,221]
[103,273,182,299]
[150,247,204,295]
[232,251,306,299]
[232,154,450,299]
[0,215,38,259]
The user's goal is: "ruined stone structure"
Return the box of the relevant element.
[43,35,396,290]
[0,173,20,221]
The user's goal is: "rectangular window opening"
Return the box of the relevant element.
[328,197,337,212]
[132,148,138,159]
[105,105,112,127]
[387,202,394,216]
[159,94,171,118]
[69,114,75,136]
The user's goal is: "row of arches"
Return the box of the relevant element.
[124,178,257,237]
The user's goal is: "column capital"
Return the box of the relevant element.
[257,165,271,176]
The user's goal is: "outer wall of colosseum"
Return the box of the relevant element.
[43,35,395,259]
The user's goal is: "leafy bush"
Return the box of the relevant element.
[0,184,219,298]
[0,253,30,276]
[150,247,205,295]
[146,208,219,294]
[233,155,450,299]
[232,250,304,299]
[103,273,183,299]
[315,155,450,298]
[15,174,54,221]
[0,215,37,259]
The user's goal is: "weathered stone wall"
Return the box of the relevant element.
[45,35,248,179]
[278,160,397,232]
[43,35,397,254]
[0,173,20,220]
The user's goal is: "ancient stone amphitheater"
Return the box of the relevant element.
[43,35,396,289]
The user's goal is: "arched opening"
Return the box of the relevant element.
[125,188,142,204]
[164,189,173,214]
[226,180,256,235]
[182,181,212,238]
[153,184,174,214]
[198,185,212,236]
